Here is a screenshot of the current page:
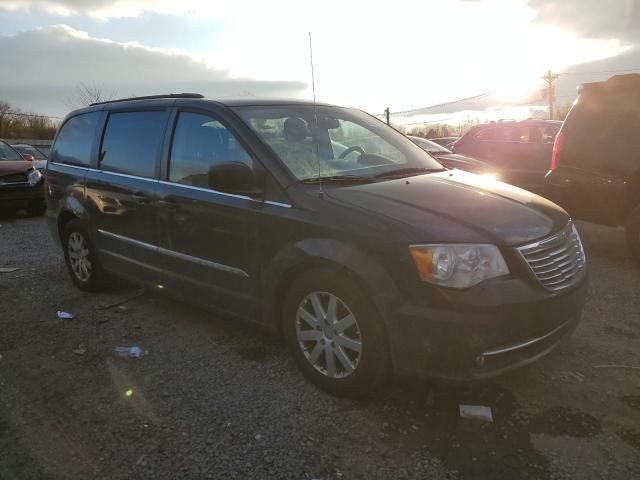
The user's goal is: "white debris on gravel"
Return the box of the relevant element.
[459,405,493,422]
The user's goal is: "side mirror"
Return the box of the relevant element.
[23,154,34,162]
[208,162,258,194]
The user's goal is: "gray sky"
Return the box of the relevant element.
[1,0,638,121]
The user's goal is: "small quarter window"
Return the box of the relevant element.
[51,112,100,166]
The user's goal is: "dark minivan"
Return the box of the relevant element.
[546,74,640,260]
[46,94,587,396]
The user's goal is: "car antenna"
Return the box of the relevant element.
[309,31,323,199]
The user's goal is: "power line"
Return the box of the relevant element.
[4,110,62,120]
[378,91,495,118]
[559,67,640,76]
[395,98,548,128]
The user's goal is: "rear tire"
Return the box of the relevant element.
[625,206,640,263]
[62,219,106,291]
[283,267,391,398]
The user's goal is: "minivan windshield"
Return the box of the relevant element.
[233,105,444,181]
[0,142,22,161]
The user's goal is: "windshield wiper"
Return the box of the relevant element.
[374,167,446,178]
[299,175,374,185]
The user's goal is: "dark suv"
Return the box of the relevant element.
[46,94,587,396]
[453,120,562,194]
[546,75,640,260]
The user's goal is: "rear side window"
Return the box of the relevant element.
[169,112,252,188]
[51,112,100,166]
[564,100,640,176]
[475,127,498,141]
[100,111,166,178]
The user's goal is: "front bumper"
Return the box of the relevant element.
[390,275,588,380]
[0,183,44,208]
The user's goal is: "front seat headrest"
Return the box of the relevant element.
[283,117,309,143]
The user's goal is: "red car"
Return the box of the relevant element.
[0,139,45,216]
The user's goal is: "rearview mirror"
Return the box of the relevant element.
[22,154,34,161]
[208,162,257,194]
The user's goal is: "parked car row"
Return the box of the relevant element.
[408,74,640,260]
[547,74,640,260]
[406,136,492,175]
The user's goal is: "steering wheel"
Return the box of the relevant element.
[339,145,365,159]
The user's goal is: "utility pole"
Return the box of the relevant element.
[542,70,559,120]
[384,107,390,125]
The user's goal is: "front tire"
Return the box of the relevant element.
[62,219,106,291]
[625,206,640,263]
[283,268,390,398]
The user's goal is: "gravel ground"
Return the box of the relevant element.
[0,213,639,480]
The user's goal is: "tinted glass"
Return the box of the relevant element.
[0,142,22,161]
[475,127,499,141]
[16,146,47,160]
[100,111,166,178]
[51,112,100,166]
[564,98,640,176]
[169,112,252,188]
[234,105,443,180]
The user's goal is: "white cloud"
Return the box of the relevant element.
[0,1,633,119]
[0,24,306,117]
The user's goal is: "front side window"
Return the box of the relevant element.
[100,111,166,178]
[169,112,252,188]
[51,112,100,166]
[233,105,443,181]
[0,142,22,161]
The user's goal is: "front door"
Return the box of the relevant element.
[85,110,168,281]
[155,110,261,318]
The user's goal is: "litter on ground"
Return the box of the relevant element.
[115,346,147,358]
[459,404,493,422]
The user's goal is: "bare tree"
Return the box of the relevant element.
[0,100,57,139]
[65,82,116,109]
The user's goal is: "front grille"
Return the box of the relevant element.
[517,223,586,292]
[0,172,28,183]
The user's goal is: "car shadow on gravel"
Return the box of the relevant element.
[353,377,603,479]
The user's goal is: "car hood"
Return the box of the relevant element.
[324,169,568,246]
[431,152,490,171]
[0,161,33,178]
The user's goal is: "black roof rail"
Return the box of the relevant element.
[90,93,204,106]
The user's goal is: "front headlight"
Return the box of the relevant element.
[409,244,509,289]
[27,169,43,187]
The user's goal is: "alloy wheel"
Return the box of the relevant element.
[295,291,362,378]
[67,231,92,282]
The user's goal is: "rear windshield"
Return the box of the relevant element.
[16,146,47,160]
[0,142,22,161]
[563,96,640,176]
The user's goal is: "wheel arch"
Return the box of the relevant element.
[56,197,91,241]
[265,238,402,336]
